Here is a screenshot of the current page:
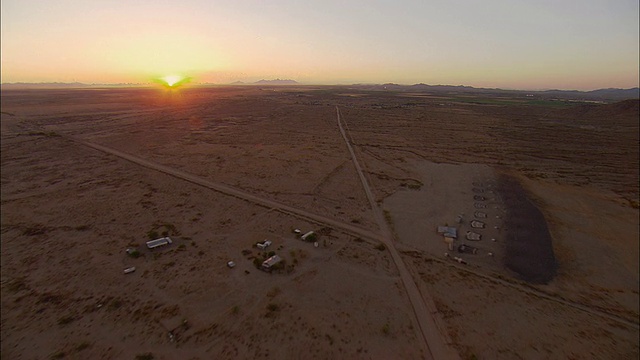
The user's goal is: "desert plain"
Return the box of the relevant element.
[1,86,638,359]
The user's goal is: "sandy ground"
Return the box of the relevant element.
[1,87,638,359]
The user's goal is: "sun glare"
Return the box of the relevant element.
[163,75,183,87]
[154,74,191,89]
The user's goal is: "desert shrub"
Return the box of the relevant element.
[266,303,279,312]
[28,131,59,138]
[146,230,159,240]
[75,225,90,231]
[286,264,296,273]
[75,342,91,351]
[383,210,393,224]
[57,315,75,326]
[162,223,179,235]
[7,278,27,292]
[382,323,390,335]
[375,243,386,251]
[231,305,240,315]
[326,334,334,345]
[108,299,123,311]
[50,351,66,359]
[22,225,49,236]
[127,249,141,258]
[267,251,276,257]
[272,259,286,271]
[267,287,281,298]
[135,353,154,360]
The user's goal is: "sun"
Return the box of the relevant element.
[153,74,192,89]
[162,75,183,87]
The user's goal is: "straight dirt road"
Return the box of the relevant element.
[336,106,459,360]
[63,135,384,243]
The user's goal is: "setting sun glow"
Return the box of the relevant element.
[162,75,183,87]
[1,1,638,90]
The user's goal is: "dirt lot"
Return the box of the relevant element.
[1,86,638,359]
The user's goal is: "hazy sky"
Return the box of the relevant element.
[1,0,638,90]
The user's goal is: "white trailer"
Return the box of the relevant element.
[146,237,173,249]
[301,231,315,241]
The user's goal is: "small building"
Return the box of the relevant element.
[436,226,457,239]
[256,240,272,249]
[146,237,172,249]
[466,231,482,241]
[470,220,485,229]
[458,244,478,254]
[474,211,487,218]
[261,255,282,271]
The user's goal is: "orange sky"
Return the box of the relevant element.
[1,0,638,90]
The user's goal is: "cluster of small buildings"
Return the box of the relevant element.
[126,226,322,275]
[436,183,500,262]
[252,239,283,271]
[123,237,174,274]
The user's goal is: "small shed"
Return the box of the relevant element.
[458,244,478,254]
[466,231,482,241]
[470,220,485,229]
[474,211,487,218]
[146,237,172,249]
[436,226,457,239]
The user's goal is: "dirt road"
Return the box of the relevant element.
[336,107,459,360]
[63,134,384,243]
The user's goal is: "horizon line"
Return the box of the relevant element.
[2,81,639,93]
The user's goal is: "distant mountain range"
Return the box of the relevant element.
[229,79,299,85]
[349,83,639,101]
[1,80,637,101]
